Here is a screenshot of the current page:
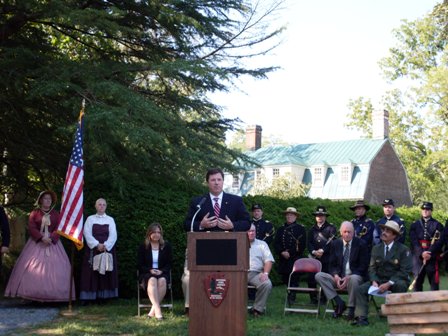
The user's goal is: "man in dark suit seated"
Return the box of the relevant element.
[315,221,369,320]
[182,168,251,314]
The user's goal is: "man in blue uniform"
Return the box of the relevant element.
[308,206,337,303]
[350,200,375,252]
[274,207,306,304]
[251,204,275,245]
[373,199,406,245]
[409,202,444,291]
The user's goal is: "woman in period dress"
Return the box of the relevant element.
[138,223,172,320]
[80,198,119,303]
[4,190,75,301]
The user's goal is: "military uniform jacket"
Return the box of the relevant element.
[274,222,306,274]
[374,214,406,245]
[251,218,275,245]
[409,217,444,260]
[307,222,336,271]
[369,242,412,284]
[351,215,375,250]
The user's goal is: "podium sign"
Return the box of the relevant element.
[188,232,249,336]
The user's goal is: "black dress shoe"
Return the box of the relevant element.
[250,308,262,317]
[346,307,355,321]
[332,302,346,318]
[351,316,369,326]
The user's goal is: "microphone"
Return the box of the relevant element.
[196,197,206,209]
[190,197,207,232]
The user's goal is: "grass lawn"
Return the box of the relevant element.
[2,284,392,336]
[3,275,447,336]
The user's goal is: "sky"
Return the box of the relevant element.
[214,0,441,145]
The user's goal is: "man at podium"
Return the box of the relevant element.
[182,168,251,314]
[184,168,250,232]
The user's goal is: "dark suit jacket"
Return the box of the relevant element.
[329,236,369,280]
[184,192,250,232]
[0,206,10,248]
[138,242,172,282]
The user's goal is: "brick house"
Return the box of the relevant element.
[224,110,412,207]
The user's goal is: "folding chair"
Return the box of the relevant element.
[284,258,322,317]
[247,285,256,310]
[137,270,174,316]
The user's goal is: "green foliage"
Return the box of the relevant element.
[0,0,284,208]
[346,2,448,211]
[250,173,310,199]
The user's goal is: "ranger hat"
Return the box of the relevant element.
[349,200,370,211]
[251,204,263,211]
[379,220,401,235]
[312,205,329,216]
[421,202,433,210]
[283,207,299,216]
[382,199,395,206]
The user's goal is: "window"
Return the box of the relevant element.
[232,175,239,188]
[313,167,322,184]
[273,168,280,178]
[340,166,350,182]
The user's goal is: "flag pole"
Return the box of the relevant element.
[60,99,86,317]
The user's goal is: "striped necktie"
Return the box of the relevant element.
[342,243,350,276]
[213,197,220,217]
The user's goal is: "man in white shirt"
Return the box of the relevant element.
[247,223,275,316]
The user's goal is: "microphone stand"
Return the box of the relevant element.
[190,205,202,232]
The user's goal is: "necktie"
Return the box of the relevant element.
[385,245,389,257]
[213,197,220,218]
[342,243,350,276]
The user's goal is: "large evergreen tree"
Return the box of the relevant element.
[0,0,284,208]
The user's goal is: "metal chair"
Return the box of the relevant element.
[247,284,256,310]
[284,258,322,317]
[137,270,174,316]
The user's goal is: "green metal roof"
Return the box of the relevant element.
[244,138,387,167]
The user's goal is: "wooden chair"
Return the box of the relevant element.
[137,270,174,316]
[283,258,322,317]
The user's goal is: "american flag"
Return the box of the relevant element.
[58,105,84,250]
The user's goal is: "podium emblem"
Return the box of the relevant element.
[204,274,229,307]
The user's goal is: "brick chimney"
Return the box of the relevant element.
[246,125,262,151]
[372,109,389,139]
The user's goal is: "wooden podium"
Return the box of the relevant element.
[187,231,249,336]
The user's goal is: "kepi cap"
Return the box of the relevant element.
[382,199,395,206]
[421,202,433,210]
[251,204,263,211]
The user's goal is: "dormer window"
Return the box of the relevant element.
[312,165,327,187]
[338,164,353,185]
